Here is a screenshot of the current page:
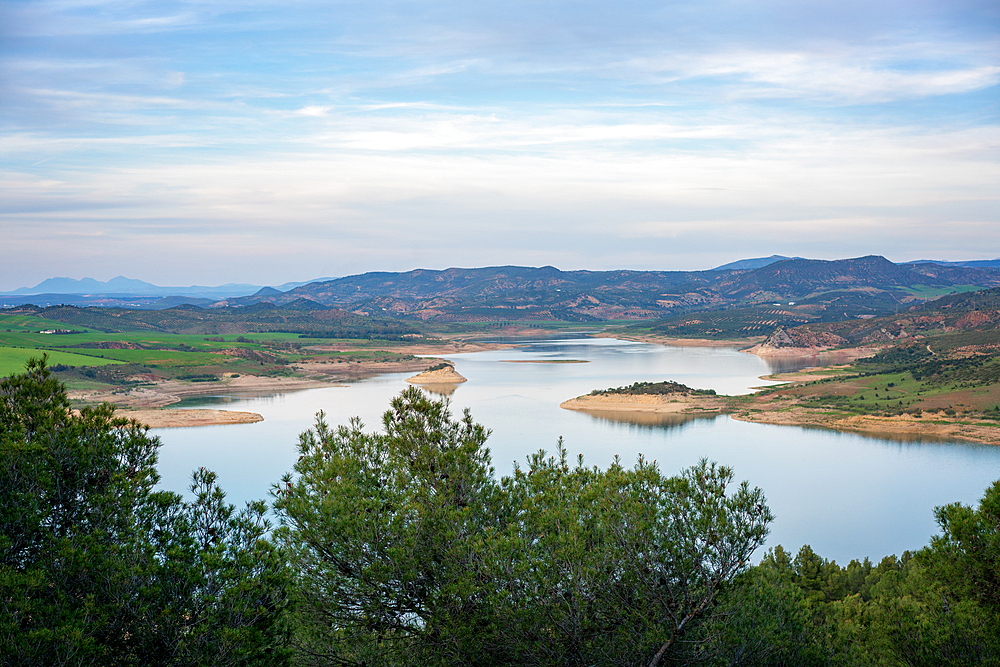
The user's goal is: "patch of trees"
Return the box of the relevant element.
[861,346,1000,387]
[0,359,291,665]
[424,361,454,372]
[274,389,770,666]
[3,361,998,666]
[295,328,419,341]
[592,380,718,396]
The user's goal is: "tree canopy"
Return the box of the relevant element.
[3,360,998,667]
[0,358,291,666]
[274,386,773,667]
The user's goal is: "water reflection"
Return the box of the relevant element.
[763,350,874,374]
[415,383,460,397]
[571,409,721,430]
[793,422,968,444]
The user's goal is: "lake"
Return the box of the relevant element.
[153,336,1000,564]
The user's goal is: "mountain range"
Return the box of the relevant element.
[225,256,1000,322]
[2,276,336,298]
[5,257,1000,322]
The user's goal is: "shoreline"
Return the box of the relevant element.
[125,408,265,429]
[560,393,728,414]
[560,393,1000,446]
[593,332,763,348]
[730,407,1000,445]
[64,338,517,427]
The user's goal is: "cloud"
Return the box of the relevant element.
[0,0,997,288]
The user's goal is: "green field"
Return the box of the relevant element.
[894,284,983,299]
[0,346,124,378]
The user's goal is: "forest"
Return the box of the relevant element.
[2,359,997,666]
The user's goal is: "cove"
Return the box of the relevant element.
[152,336,1000,564]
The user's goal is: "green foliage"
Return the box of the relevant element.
[592,380,717,396]
[0,345,123,378]
[9,303,423,338]
[743,483,1000,666]
[6,358,999,666]
[274,387,497,666]
[0,358,291,666]
[424,361,453,372]
[860,343,1000,387]
[274,389,771,667]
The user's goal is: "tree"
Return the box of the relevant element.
[0,358,291,666]
[275,389,774,667]
[273,387,499,666]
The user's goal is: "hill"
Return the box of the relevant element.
[224,257,1000,323]
[747,286,1000,352]
[4,303,425,339]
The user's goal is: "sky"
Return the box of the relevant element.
[1,0,998,290]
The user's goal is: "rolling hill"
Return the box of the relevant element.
[227,256,1000,322]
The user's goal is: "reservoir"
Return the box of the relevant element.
[153,336,1000,564]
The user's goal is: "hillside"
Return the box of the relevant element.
[4,302,425,339]
[747,286,1000,352]
[226,257,1000,322]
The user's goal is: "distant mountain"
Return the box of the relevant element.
[905,259,1000,269]
[10,276,159,295]
[712,255,799,271]
[4,275,341,299]
[8,261,1000,323]
[227,257,1000,322]
[273,277,338,291]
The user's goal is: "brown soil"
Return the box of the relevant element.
[744,345,881,362]
[731,407,1000,445]
[123,409,264,428]
[294,358,435,380]
[68,374,337,409]
[307,339,518,356]
[560,393,728,414]
[407,366,467,385]
[561,390,1000,446]
[594,333,763,348]
[758,365,857,385]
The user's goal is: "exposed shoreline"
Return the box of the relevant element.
[560,393,1000,445]
[730,407,1000,445]
[406,366,468,385]
[594,332,763,348]
[64,333,998,443]
[125,408,265,429]
[66,338,517,427]
[560,393,728,414]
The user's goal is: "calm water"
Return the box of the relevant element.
[153,337,1000,564]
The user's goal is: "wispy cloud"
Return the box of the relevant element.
[0,0,997,288]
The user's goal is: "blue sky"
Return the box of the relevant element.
[1,0,997,289]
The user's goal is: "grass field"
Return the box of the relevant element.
[895,284,983,299]
[0,314,434,384]
[767,365,1000,420]
[0,346,124,378]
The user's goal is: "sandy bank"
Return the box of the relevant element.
[407,366,468,385]
[125,408,264,428]
[308,339,518,356]
[731,407,1000,446]
[560,393,727,414]
[744,345,881,362]
[562,392,1000,446]
[293,357,435,381]
[594,333,761,348]
[69,374,336,409]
